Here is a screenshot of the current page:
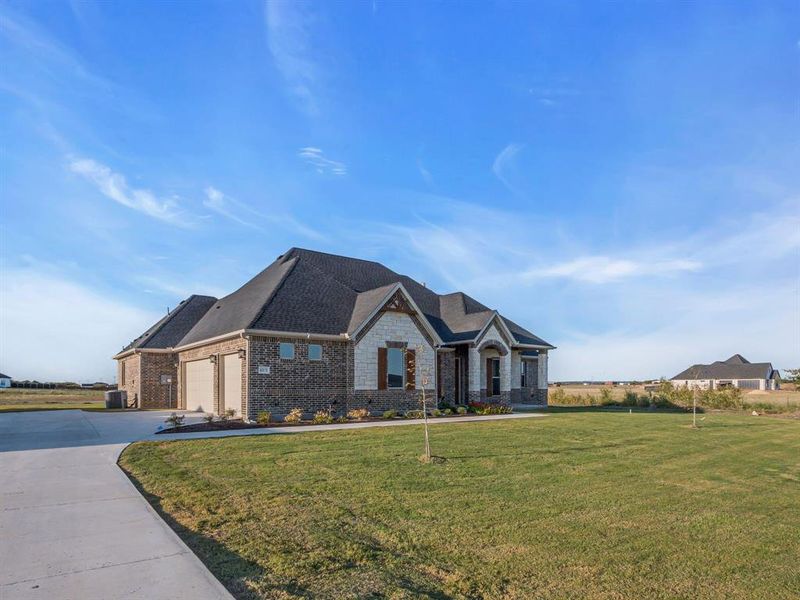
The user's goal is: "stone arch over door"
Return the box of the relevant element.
[476,339,508,356]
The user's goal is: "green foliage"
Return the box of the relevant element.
[256,411,271,425]
[202,413,215,423]
[405,410,423,419]
[443,408,453,415]
[382,410,399,419]
[456,406,467,415]
[598,387,613,404]
[469,402,513,415]
[431,408,443,417]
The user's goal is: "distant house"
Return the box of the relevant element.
[0,373,11,388]
[671,355,780,391]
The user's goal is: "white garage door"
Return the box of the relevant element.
[222,353,242,416]
[185,359,214,413]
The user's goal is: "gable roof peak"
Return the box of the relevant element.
[724,354,750,364]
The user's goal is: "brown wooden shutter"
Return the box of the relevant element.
[486,358,492,395]
[378,347,387,390]
[405,348,416,390]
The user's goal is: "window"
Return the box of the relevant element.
[121,361,126,385]
[490,359,500,396]
[308,344,322,361]
[387,347,405,388]
[279,342,295,359]
[521,362,527,388]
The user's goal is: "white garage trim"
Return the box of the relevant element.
[184,358,214,414]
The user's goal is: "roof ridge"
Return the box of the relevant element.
[246,256,299,329]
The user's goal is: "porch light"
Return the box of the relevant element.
[209,355,217,364]
[238,349,246,359]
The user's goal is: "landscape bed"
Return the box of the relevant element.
[157,407,508,434]
[120,411,800,600]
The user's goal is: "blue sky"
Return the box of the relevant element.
[1,1,798,382]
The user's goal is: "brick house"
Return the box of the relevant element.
[113,248,554,419]
[671,354,780,391]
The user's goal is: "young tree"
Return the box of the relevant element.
[413,344,433,462]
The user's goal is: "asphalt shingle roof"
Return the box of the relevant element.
[121,294,217,352]
[671,355,775,381]
[125,248,554,350]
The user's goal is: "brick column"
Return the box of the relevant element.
[537,350,549,405]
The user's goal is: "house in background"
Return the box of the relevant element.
[114,248,554,418]
[0,373,11,388]
[671,354,780,391]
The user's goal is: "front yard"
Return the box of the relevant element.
[120,412,800,599]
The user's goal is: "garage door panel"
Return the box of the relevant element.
[185,359,214,413]
[222,354,242,416]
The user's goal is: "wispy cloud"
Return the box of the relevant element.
[298,147,347,176]
[264,0,319,115]
[492,143,524,193]
[204,185,325,240]
[203,186,258,228]
[526,256,702,284]
[69,157,193,227]
[417,158,434,186]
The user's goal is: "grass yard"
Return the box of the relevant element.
[0,388,105,411]
[120,413,800,600]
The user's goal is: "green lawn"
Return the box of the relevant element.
[120,412,800,599]
[0,388,105,411]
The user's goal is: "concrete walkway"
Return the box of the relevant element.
[0,409,545,598]
[151,411,545,441]
[0,410,231,600]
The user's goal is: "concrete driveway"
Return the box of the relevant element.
[0,410,231,600]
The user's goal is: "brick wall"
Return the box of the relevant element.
[139,353,178,409]
[117,354,140,407]
[247,336,349,420]
[437,350,455,405]
[177,336,247,415]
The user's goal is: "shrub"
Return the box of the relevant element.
[598,387,614,405]
[623,391,639,407]
[202,413,215,423]
[284,408,303,423]
[335,416,348,423]
[468,401,512,415]
[431,408,443,417]
[347,408,370,421]
[256,411,271,425]
[382,410,398,419]
[456,406,467,415]
[312,410,334,424]
[225,408,236,419]
[405,410,423,419]
[443,408,453,415]
[164,413,185,428]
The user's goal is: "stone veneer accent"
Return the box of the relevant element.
[354,312,435,390]
[247,336,349,420]
[468,321,512,405]
[177,336,247,415]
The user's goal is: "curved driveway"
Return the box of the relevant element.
[0,410,231,600]
[1,408,544,599]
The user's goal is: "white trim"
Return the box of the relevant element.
[171,330,247,352]
[244,329,347,341]
[474,312,515,348]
